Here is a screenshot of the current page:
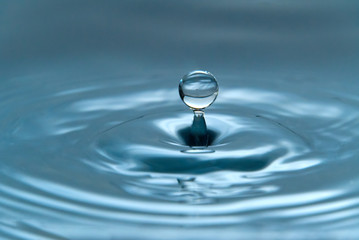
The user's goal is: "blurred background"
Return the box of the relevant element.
[1,0,358,80]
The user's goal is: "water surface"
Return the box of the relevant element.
[1,1,359,239]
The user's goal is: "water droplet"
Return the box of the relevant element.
[179,70,219,110]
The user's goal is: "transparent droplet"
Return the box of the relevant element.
[179,70,219,110]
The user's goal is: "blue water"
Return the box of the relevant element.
[1,1,359,239]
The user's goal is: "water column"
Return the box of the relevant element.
[179,70,219,152]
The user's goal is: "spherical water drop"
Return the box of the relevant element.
[179,70,219,110]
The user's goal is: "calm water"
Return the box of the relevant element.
[1,1,359,239]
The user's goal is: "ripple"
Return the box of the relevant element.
[1,76,359,239]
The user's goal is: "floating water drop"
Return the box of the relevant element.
[179,70,219,110]
[179,70,218,153]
